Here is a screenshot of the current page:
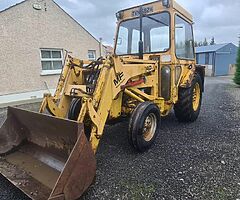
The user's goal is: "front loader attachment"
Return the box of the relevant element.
[0,107,96,200]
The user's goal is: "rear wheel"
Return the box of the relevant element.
[68,98,91,139]
[128,102,161,152]
[174,73,203,122]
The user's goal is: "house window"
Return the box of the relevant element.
[41,49,63,75]
[88,50,96,61]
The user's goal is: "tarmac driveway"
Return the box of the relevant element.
[0,76,240,200]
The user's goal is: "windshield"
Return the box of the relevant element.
[116,12,170,55]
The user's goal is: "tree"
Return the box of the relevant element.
[203,38,208,46]
[234,45,240,85]
[210,37,215,45]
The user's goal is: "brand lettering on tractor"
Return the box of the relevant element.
[114,72,124,87]
[132,6,153,17]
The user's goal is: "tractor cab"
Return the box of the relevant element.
[115,0,195,63]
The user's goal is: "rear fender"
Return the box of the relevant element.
[179,65,205,92]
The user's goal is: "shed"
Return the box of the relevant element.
[196,43,238,76]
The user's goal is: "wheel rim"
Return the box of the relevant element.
[143,113,157,142]
[192,83,200,112]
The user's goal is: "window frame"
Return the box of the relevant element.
[88,50,97,61]
[174,14,195,61]
[40,48,64,75]
[114,11,171,56]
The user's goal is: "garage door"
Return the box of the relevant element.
[215,53,230,76]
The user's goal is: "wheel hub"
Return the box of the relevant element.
[143,113,157,142]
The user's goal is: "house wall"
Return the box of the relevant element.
[0,0,101,97]
[215,43,238,76]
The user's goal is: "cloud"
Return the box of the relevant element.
[56,0,240,45]
[54,0,152,45]
[0,0,239,46]
[177,0,240,45]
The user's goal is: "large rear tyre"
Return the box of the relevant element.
[128,102,161,152]
[174,73,203,122]
[68,98,91,139]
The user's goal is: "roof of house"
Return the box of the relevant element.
[0,0,100,44]
[195,43,233,53]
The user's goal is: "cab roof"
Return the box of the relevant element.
[118,0,193,22]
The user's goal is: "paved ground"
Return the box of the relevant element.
[0,76,240,200]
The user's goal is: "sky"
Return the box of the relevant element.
[0,0,240,46]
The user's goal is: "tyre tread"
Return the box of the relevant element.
[174,73,203,122]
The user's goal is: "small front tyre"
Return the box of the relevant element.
[128,102,161,152]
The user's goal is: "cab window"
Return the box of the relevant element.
[116,12,170,55]
[175,15,194,59]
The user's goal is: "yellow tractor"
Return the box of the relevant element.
[0,0,204,199]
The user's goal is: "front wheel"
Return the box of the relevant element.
[128,102,161,152]
[68,98,91,139]
[174,73,203,122]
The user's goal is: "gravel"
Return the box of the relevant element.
[0,76,240,200]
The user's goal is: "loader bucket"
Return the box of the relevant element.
[0,107,96,200]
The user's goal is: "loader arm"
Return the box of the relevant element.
[43,55,157,153]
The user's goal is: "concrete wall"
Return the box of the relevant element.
[0,0,101,96]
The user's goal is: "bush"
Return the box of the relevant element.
[234,46,240,85]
